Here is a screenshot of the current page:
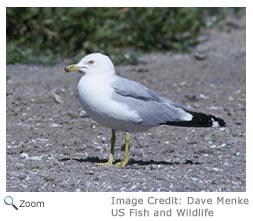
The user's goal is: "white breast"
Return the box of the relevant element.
[77,75,143,131]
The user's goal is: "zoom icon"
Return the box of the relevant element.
[4,196,18,210]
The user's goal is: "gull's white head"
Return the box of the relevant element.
[64,53,115,76]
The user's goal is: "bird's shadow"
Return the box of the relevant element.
[58,156,202,166]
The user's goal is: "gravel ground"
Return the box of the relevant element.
[6,16,245,192]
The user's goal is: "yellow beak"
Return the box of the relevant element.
[64,64,80,72]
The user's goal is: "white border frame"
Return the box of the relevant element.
[1,1,252,220]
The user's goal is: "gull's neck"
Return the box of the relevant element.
[86,67,116,79]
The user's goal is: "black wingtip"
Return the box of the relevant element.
[163,111,226,128]
[212,116,226,127]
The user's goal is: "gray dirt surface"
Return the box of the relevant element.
[6,16,245,192]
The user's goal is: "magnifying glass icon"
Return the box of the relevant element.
[4,196,18,210]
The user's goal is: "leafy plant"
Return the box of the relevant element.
[6,7,242,64]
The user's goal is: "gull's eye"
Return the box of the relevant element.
[88,60,94,65]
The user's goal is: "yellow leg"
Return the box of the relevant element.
[115,132,130,167]
[97,129,116,166]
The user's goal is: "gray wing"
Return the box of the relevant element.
[111,77,191,126]
[112,77,162,102]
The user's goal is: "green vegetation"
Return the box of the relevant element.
[6,8,243,64]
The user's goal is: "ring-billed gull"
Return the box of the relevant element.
[64,53,225,167]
